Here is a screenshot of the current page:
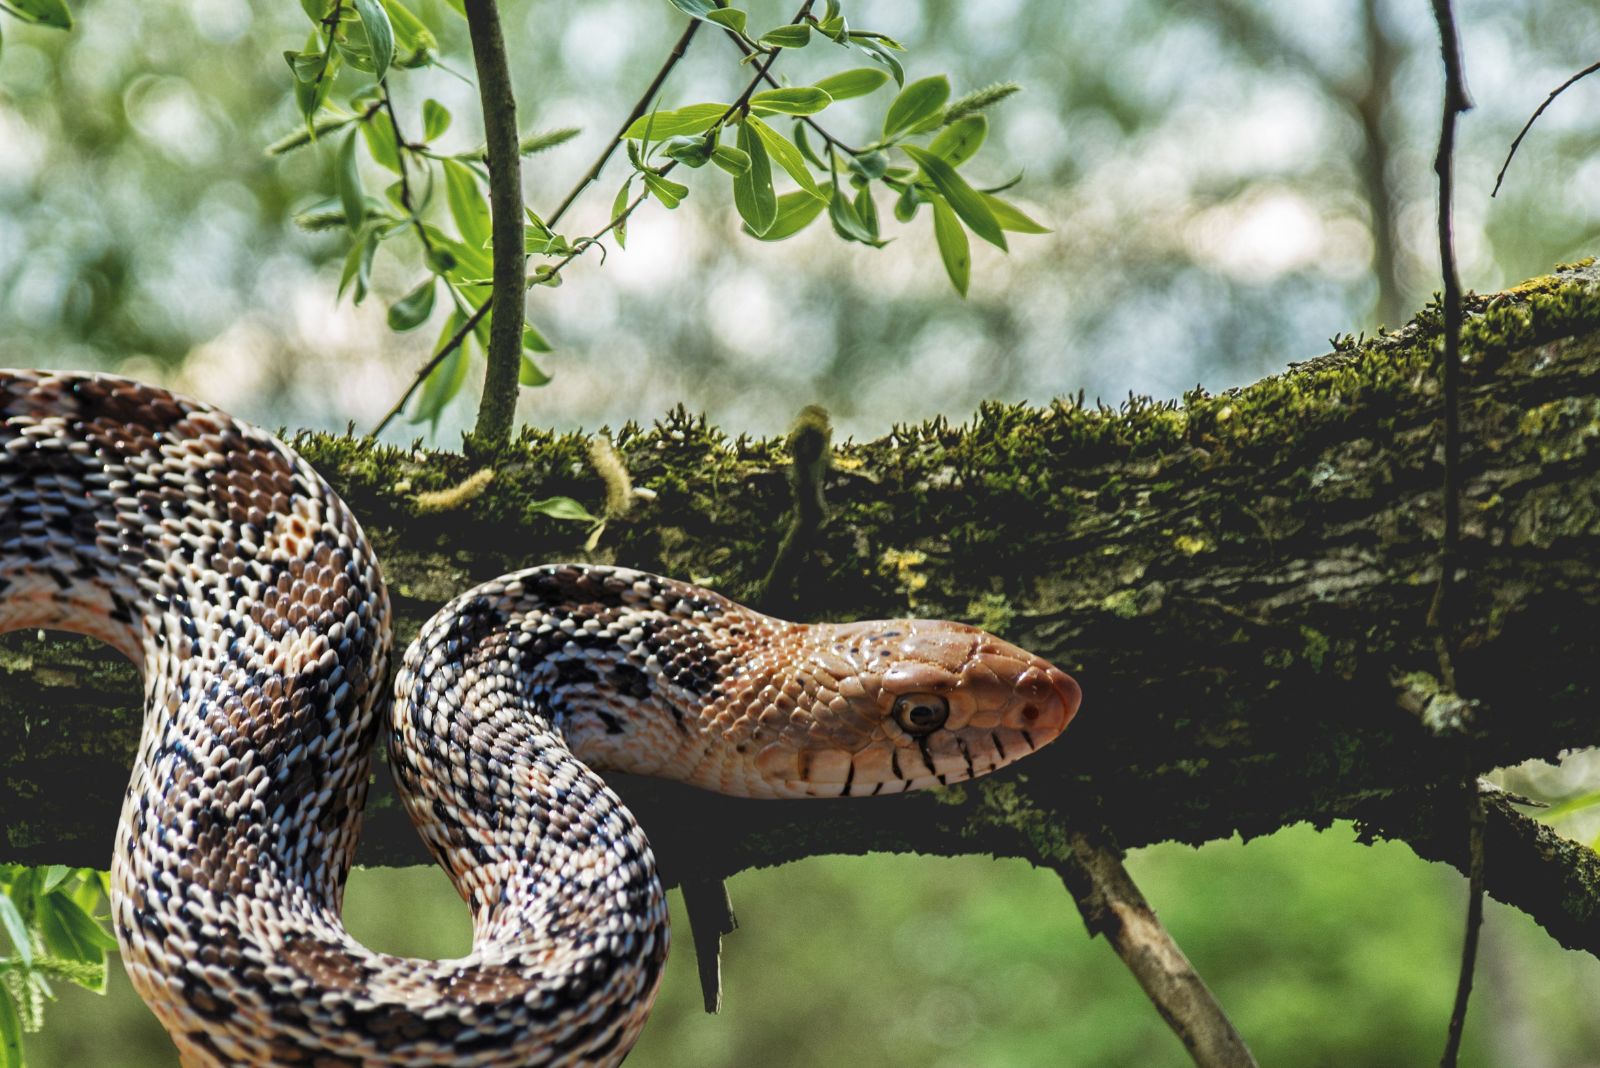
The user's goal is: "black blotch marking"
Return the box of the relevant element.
[991,731,1008,762]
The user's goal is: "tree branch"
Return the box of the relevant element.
[10,265,1600,968]
[462,0,524,444]
[1493,60,1600,198]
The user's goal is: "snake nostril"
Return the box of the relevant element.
[1020,704,1040,721]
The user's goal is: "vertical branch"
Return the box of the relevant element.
[1427,5,1480,1067]
[462,0,525,444]
[1356,0,1403,328]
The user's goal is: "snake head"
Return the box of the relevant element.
[751,619,1081,797]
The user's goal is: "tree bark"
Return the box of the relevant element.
[4,263,1600,959]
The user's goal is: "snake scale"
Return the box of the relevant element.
[0,369,1081,1066]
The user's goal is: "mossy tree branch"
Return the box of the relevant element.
[5,264,1600,962]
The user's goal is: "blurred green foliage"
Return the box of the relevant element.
[20,825,1600,1066]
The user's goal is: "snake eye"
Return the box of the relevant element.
[892,693,949,734]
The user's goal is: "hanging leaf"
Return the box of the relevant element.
[931,196,970,297]
[745,116,823,200]
[387,278,437,331]
[813,68,889,100]
[411,313,472,429]
[0,892,31,966]
[351,0,395,82]
[523,323,553,353]
[0,984,23,1068]
[422,98,451,140]
[622,104,727,140]
[8,0,72,28]
[749,87,833,116]
[338,227,379,303]
[929,114,987,167]
[442,159,491,249]
[882,75,949,139]
[612,177,633,249]
[759,24,811,49]
[733,121,777,236]
[706,8,745,32]
[902,145,1006,250]
[519,354,552,387]
[711,144,751,176]
[336,130,366,230]
[745,189,828,241]
[982,193,1051,233]
[643,171,689,209]
[528,497,600,522]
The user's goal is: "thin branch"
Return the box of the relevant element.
[1057,831,1258,1068]
[720,24,863,157]
[371,300,490,436]
[1426,0,1472,680]
[1440,784,1487,1068]
[379,83,436,260]
[546,19,703,228]
[462,0,524,444]
[1492,59,1600,197]
[1427,5,1479,1064]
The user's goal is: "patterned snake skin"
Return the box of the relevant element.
[0,370,1082,1066]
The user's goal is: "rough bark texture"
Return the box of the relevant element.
[5,262,1600,959]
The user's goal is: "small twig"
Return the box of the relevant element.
[547,19,703,227]
[370,300,491,436]
[1427,10,1479,1062]
[1425,0,1472,687]
[1057,830,1258,1068]
[1440,781,1487,1068]
[313,0,346,89]
[720,25,863,157]
[462,0,524,444]
[680,877,738,1014]
[379,83,436,259]
[1493,60,1600,197]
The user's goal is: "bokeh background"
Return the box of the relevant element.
[3,0,1599,1064]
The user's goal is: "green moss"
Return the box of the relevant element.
[1300,626,1330,673]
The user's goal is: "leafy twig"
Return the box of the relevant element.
[547,19,703,227]
[379,83,436,259]
[1492,59,1600,197]
[719,23,863,157]
[371,1,813,437]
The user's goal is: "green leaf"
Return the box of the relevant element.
[412,312,471,429]
[931,196,970,297]
[854,184,880,240]
[0,891,30,966]
[336,130,366,230]
[519,354,552,387]
[529,497,600,523]
[622,104,727,140]
[518,127,581,155]
[352,0,395,82]
[812,67,889,101]
[660,134,713,168]
[851,36,903,87]
[982,193,1050,234]
[732,121,777,236]
[749,87,833,116]
[611,177,632,250]
[361,110,402,173]
[39,867,70,895]
[929,114,986,167]
[711,144,750,176]
[422,98,451,140]
[642,171,689,209]
[387,278,436,331]
[37,891,114,968]
[338,228,379,303]
[442,159,490,249]
[882,75,949,139]
[759,24,811,49]
[746,189,827,241]
[745,116,823,200]
[380,0,438,62]
[847,150,889,180]
[8,0,71,28]
[706,8,745,32]
[284,48,326,83]
[828,183,877,244]
[523,323,553,353]
[902,144,1006,250]
[665,0,722,18]
[0,984,22,1068]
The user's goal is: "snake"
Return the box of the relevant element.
[0,369,1082,1067]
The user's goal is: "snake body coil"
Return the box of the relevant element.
[0,370,1080,1066]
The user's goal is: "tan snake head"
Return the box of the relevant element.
[739,618,1081,798]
